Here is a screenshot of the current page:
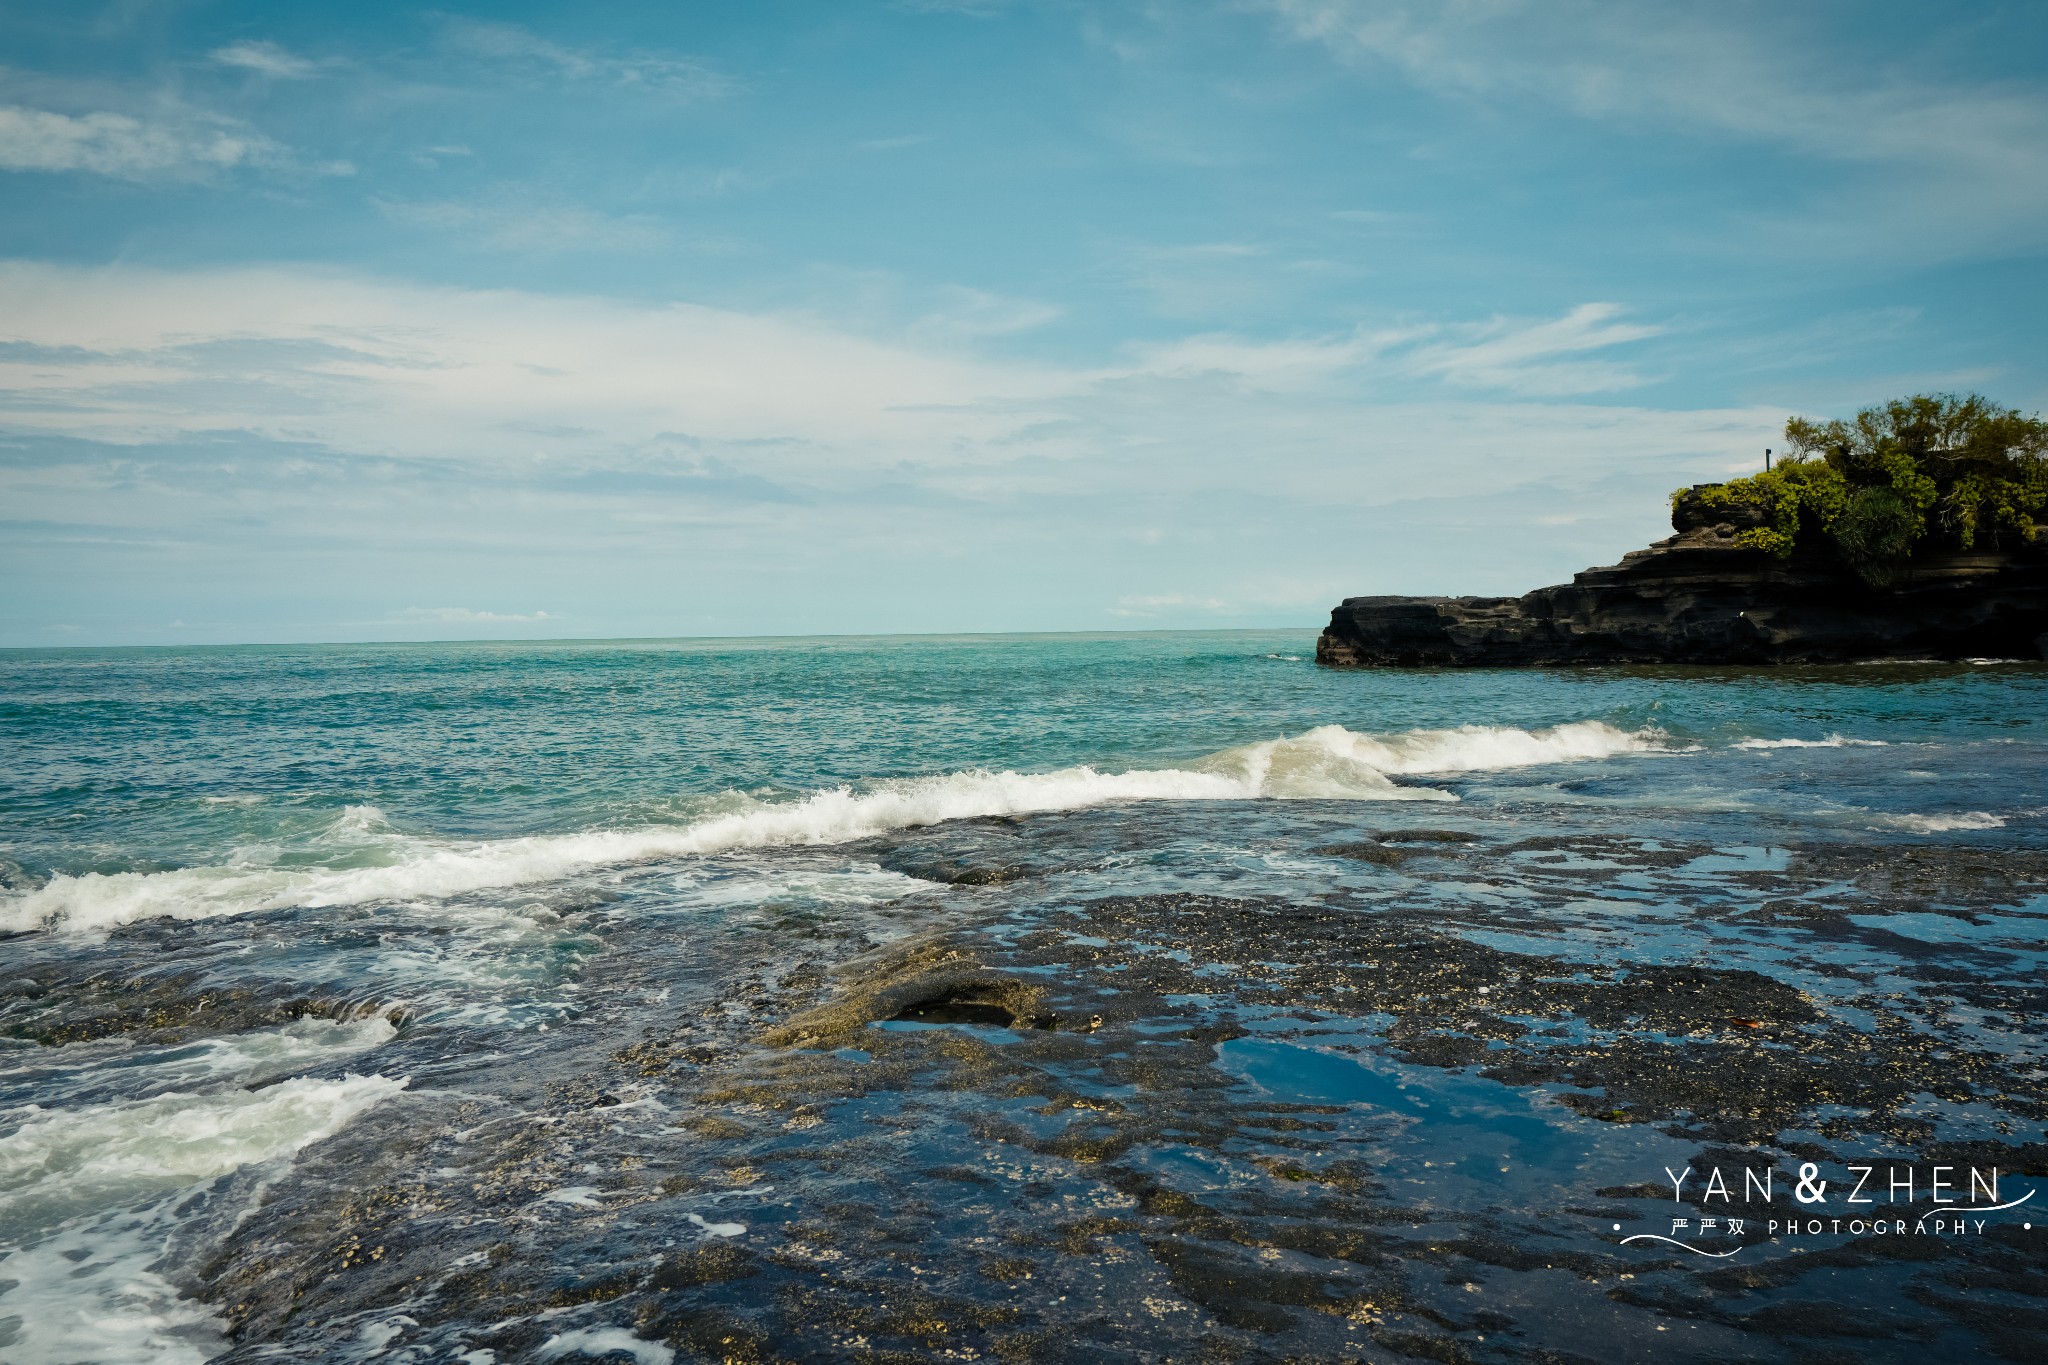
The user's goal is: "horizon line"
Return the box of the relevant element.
[0,622,1327,653]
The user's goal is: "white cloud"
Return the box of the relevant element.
[1121,302,1658,397]
[1261,0,2043,163]
[0,261,1067,472]
[0,261,1772,528]
[1403,303,1663,396]
[1260,0,2048,256]
[440,18,730,99]
[1124,328,1382,389]
[1108,593,1231,617]
[0,104,284,179]
[0,261,1793,641]
[908,286,1062,343]
[409,144,474,169]
[211,41,319,79]
[396,607,553,623]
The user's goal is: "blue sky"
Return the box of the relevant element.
[2,0,2045,645]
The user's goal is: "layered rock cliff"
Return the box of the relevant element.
[1317,488,2048,667]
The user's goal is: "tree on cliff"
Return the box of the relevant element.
[1680,393,2048,586]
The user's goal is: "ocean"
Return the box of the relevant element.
[1,631,2043,1363]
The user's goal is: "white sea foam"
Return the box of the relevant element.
[0,1074,407,1239]
[1735,735,1889,750]
[0,1016,397,1114]
[537,1327,676,1365]
[1874,811,2007,833]
[0,1072,405,1365]
[667,863,934,912]
[1,721,1664,934]
[0,1209,229,1365]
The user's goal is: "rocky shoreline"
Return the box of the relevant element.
[1319,488,2048,668]
[8,797,2046,1363]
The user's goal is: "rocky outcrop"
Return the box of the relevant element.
[1317,488,2048,667]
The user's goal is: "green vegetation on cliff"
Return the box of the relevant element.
[1678,393,2048,586]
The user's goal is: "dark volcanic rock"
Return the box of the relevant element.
[1319,491,2048,667]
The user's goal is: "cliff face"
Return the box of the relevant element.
[1317,490,2048,667]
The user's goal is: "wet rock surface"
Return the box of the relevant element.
[10,797,2046,1363]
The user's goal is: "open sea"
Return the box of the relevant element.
[1,631,2044,1363]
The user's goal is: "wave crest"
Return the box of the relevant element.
[2,721,1662,935]
[0,1074,405,1238]
[1735,735,1888,750]
[1874,811,2005,833]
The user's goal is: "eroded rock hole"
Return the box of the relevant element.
[889,990,1017,1027]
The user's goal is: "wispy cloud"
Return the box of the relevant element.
[0,261,1064,472]
[1260,0,2046,163]
[1259,0,2048,256]
[439,18,731,99]
[1108,592,1231,618]
[0,103,286,179]
[635,165,777,200]
[1104,237,1369,323]
[409,144,473,170]
[211,40,320,80]
[0,266,1677,501]
[1125,329,1382,389]
[374,192,671,252]
[1123,303,1660,397]
[396,606,554,624]
[1404,303,1663,396]
[1115,240,1275,318]
[907,286,1061,343]
[0,262,1786,643]
[0,263,1776,566]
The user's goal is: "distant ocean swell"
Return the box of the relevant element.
[1,720,1661,934]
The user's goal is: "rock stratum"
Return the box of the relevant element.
[1318,487,2048,667]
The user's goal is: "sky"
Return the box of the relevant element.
[2,0,2045,646]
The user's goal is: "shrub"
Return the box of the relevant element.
[1829,487,1920,587]
[1691,460,1848,558]
[1675,393,2048,586]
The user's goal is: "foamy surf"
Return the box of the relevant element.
[1736,736,1890,750]
[1,721,1665,934]
[0,1074,408,1238]
[0,1015,398,1114]
[1873,811,2007,833]
[0,1070,405,1365]
[0,1209,230,1365]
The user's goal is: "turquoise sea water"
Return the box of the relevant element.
[1,631,2045,1362]
[6,631,2042,893]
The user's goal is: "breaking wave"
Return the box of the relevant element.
[1735,735,1889,750]
[1873,811,2007,833]
[0,1068,405,1365]
[0,1016,397,1113]
[0,1074,406,1240]
[1,721,1664,934]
